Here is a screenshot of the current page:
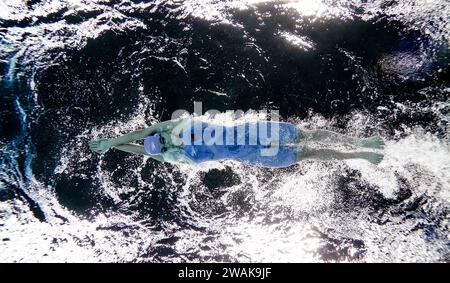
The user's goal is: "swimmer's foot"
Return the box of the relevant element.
[88,138,111,154]
[360,136,385,149]
[355,152,384,165]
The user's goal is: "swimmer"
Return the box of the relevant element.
[88,119,384,168]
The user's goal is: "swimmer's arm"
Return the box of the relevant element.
[170,152,195,165]
[114,144,194,165]
[177,155,196,165]
[162,148,196,165]
[113,144,165,162]
[106,119,183,148]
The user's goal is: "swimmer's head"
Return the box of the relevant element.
[144,133,162,155]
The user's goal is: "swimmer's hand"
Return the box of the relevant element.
[361,136,385,149]
[88,138,111,154]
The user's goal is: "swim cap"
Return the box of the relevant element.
[144,133,162,155]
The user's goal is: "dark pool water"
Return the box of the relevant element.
[0,0,449,262]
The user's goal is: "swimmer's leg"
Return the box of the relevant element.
[296,146,384,165]
[297,129,384,149]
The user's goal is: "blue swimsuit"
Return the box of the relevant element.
[179,122,298,168]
